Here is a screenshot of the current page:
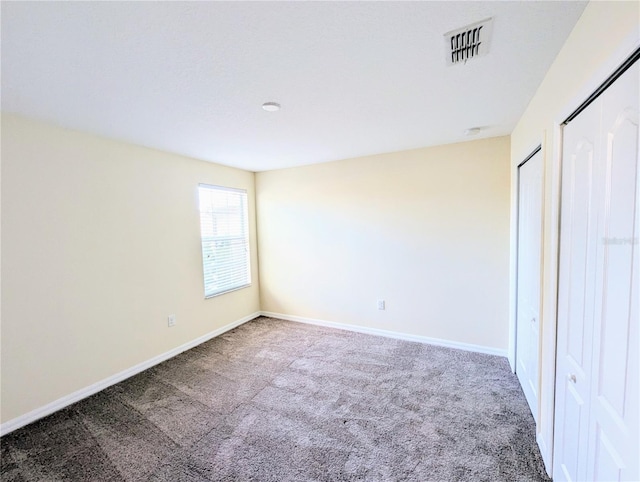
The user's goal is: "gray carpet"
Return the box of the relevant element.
[1,316,550,481]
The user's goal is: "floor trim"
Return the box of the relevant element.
[0,311,261,436]
[261,311,508,358]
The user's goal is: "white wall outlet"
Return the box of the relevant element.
[377,300,385,310]
[168,314,176,327]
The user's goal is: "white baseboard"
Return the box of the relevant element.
[260,311,508,358]
[0,311,261,436]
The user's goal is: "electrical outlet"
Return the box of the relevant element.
[377,300,385,310]
[168,314,176,327]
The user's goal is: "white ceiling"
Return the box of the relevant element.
[1,1,586,172]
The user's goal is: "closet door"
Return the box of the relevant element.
[516,149,543,422]
[554,60,639,482]
[553,95,602,482]
[586,62,638,482]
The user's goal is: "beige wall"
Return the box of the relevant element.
[257,136,511,351]
[509,0,640,469]
[0,114,260,423]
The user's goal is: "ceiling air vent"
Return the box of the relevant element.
[444,18,493,66]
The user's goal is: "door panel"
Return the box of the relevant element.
[516,149,543,421]
[593,427,623,481]
[554,95,602,482]
[598,110,636,417]
[587,62,639,482]
[565,139,596,373]
[559,385,584,481]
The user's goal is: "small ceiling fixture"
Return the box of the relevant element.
[465,127,482,136]
[262,102,281,112]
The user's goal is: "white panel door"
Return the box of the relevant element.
[554,95,602,482]
[516,149,543,422]
[586,62,639,482]
[554,60,639,482]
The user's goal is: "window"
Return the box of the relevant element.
[198,184,251,298]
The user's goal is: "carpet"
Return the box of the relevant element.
[1,316,550,481]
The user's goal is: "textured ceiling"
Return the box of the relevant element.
[1,1,587,171]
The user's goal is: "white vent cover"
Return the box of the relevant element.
[444,18,493,66]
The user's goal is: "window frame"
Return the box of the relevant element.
[197,183,251,299]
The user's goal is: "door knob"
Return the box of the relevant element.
[568,374,577,384]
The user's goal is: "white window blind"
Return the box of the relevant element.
[198,184,251,298]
